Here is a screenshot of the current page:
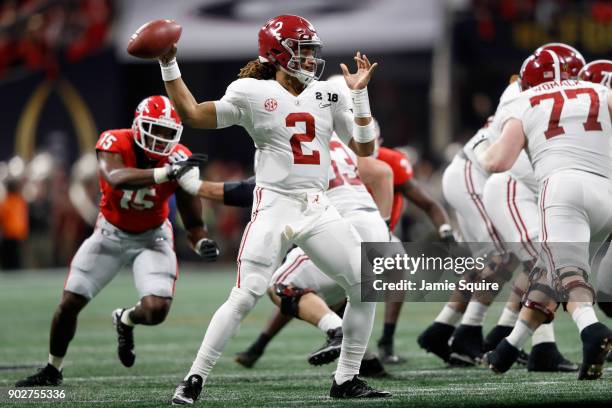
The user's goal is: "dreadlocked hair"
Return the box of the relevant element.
[238,59,277,80]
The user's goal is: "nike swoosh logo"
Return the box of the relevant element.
[319,102,331,108]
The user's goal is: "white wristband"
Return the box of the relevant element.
[354,120,376,143]
[153,167,169,183]
[160,58,181,82]
[351,87,371,118]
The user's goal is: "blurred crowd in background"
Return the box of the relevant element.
[0,0,610,270]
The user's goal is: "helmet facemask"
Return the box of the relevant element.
[133,116,183,157]
[281,38,325,85]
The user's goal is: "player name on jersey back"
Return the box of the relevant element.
[498,80,612,182]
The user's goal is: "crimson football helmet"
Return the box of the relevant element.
[578,60,612,88]
[519,49,571,91]
[258,15,325,85]
[535,43,585,78]
[132,95,183,158]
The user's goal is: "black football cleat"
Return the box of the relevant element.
[448,325,484,366]
[578,322,612,380]
[528,342,578,372]
[483,339,520,374]
[483,325,513,351]
[308,327,343,366]
[516,349,530,366]
[330,376,391,399]
[359,352,390,378]
[172,374,203,405]
[484,325,530,365]
[234,349,262,368]
[112,308,135,367]
[377,340,406,364]
[15,364,62,387]
[417,322,454,362]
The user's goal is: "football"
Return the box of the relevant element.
[127,19,182,59]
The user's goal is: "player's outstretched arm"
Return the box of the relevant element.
[192,177,255,207]
[158,45,217,129]
[338,52,379,156]
[176,188,219,262]
[478,118,525,173]
[98,151,164,189]
[399,179,454,241]
[357,157,393,220]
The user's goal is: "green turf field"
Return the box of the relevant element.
[0,267,610,407]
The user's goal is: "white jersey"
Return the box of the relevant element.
[497,80,612,182]
[509,151,538,194]
[214,78,355,193]
[462,126,493,175]
[326,135,377,214]
[464,81,522,174]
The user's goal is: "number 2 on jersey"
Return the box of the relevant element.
[286,113,320,165]
[530,88,603,139]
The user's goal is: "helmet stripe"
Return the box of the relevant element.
[545,50,561,82]
[161,96,171,119]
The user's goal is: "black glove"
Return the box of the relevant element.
[168,153,209,180]
[439,224,457,243]
[194,238,219,262]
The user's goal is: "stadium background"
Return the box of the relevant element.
[0,1,612,407]
[0,0,609,269]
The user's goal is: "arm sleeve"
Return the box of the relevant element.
[223,176,256,207]
[214,79,250,129]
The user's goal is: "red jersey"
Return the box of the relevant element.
[95,129,192,233]
[376,147,413,230]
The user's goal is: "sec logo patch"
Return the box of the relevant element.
[264,98,278,112]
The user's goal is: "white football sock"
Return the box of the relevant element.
[48,354,63,371]
[506,319,534,349]
[497,307,519,327]
[571,305,599,333]
[434,305,463,326]
[531,322,555,346]
[317,312,342,333]
[120,307,136,327]
[334,285,376,385]
[460,301,489,326]
[186,287,258,383]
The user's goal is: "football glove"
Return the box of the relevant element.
[438,224,456,244]
[194,238,220,262]
[167,153,208,180]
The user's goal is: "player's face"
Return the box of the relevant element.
[145,124,178,153]
[299,47,317,73]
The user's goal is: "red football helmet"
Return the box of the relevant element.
[578,60,612,88]
[132,95,183,158]
[519,49,571,91]
[258,15,325,85]
[535,43,585,78]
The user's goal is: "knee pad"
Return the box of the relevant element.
[555,268,595,306]
[227,287,259,316]
[240,261,273,297]
[597,291,612,317]
[522,298,556,324]
[274,284,314,318]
